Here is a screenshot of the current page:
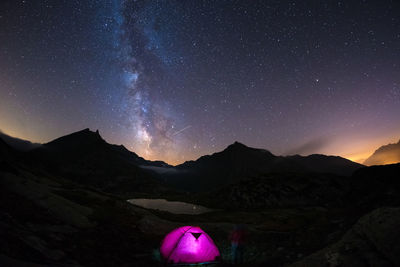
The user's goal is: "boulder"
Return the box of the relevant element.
[290,207,400,267]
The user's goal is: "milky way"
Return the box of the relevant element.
[0,0,399,164]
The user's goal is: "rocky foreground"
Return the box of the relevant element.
[1,132,400,266]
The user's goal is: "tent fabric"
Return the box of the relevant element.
[160,226,220,265]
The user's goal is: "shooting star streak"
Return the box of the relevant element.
[172,125,192,136]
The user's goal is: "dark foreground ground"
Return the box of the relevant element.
[1,161,400,267]
[1,134,400,266]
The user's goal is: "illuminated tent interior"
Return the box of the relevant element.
[160,226,220,265]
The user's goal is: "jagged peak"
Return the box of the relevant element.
[70,128,103,138]
[45,128,104,146]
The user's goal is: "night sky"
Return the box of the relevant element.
[1,0,399,165]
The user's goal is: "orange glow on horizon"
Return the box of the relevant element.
[0,123,399,167]
[338,136,400,166]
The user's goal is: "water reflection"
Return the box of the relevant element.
[127,198,213,215]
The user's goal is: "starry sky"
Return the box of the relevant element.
[0,0,399,165]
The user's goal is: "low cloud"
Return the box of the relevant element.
[285,136,333,156]
[139,165,183,174]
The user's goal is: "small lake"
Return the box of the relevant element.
[127,198,214,215]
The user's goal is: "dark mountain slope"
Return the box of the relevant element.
[0,137,19,170]
[0,137,14,160]
[40,128,168,167]
[27,129,171,196]
[170,141,363,191]
[284,154,363,176]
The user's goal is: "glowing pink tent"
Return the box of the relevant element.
[160,226,220,265]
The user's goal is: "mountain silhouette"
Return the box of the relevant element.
[0,130,400,266]
[3,130,364,193]
[0,136,16,163]
[167,141,363,191]
[32,128,169,167]
[364,139,400,166]
[0,137,12,157]
[27,128,171,195]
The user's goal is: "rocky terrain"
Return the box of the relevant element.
[291,207,400,267]
[1,129,399,266]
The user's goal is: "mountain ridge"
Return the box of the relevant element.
[1,129,364,169]
[177,140,363,171]
[364,139,400,166]
[32,128,171,168]
[2,129,364,193]
[167,140,364,191]
[24,128,172,196]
